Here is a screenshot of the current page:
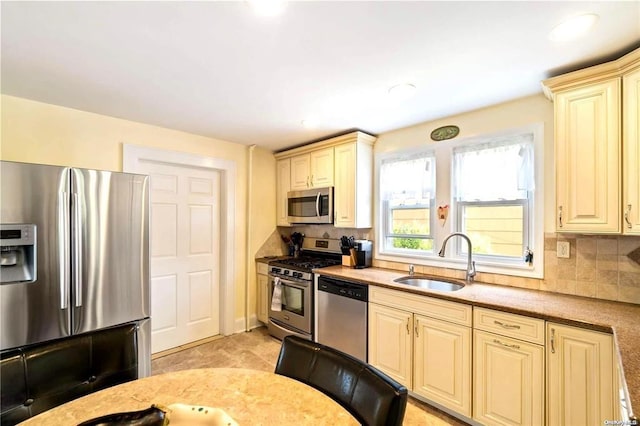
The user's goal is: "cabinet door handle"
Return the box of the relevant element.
[494,320,521,330]
[310,174,314,187]
[550,328,556,354]
[558,206,563,228]
[306,176,310,188]
[493,339,520,350]
[414,319,419,338]
[406,319,410,335]
[625,204,632,229]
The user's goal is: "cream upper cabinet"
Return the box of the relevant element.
[334,141,373,228]
[547,322,615,425]
[368,286,472,416]
[310,148,334,188]
[623,66,640,234]
[473,308,544,426]
[290,154,312,190]
[554,79,621,233]
[276,159,291,226]
[289,148,334,190]
[275,131,376,226]
[256,262,270,324]
[543,47,640,234]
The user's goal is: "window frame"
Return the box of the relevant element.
[375,123,544,279]
[378,150,436,256]
[383,200,435,255]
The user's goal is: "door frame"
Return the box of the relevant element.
[123,144,236,337]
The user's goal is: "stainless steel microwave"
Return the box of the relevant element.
[287,187,334,224]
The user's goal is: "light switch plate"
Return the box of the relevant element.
[557,241,570,258]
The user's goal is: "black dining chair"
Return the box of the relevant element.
[274,335,408,426]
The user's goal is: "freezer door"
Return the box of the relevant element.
[0,161,71,350]
[71,168,149,334]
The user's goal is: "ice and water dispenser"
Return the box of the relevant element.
[0,224,37,284]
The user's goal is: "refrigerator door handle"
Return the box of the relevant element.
[59,191,70,310]
[72,192,83,307]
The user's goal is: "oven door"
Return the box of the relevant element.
[268,274,311,334]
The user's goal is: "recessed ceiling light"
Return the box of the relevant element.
[246,0,286,17]
[549,13,599,42]
[388,83,416,101]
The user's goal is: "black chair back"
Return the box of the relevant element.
[275,335,408,426]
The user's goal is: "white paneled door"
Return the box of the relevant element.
[146,161,221,353]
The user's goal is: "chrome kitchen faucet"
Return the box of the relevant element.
[438,233,476,282]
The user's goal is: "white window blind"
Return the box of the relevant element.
[453,134,534,202]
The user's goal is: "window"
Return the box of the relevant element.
[380,152,435,254]
[376,125,543,278]
[453,135,534,261]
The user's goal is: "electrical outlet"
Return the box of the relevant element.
[557,241,570,258]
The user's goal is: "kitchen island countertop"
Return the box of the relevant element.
[314,265,640,420]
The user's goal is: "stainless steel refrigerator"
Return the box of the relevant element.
[0,161,150,376]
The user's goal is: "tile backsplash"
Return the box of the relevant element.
[259,228,640,305]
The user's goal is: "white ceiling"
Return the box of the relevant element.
[2,1,639,152]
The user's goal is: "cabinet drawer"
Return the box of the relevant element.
[473,307,545,345]
[257,262,269,275]
[369,286,471,326]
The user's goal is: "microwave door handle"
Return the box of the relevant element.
[316,192,321,217]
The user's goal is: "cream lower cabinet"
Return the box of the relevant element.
[547,322,615,425]
[473,308,545,426]
[368,303,413,386]
[414,315,471,416]
[256,262,269,324]
[368,286,472,417]
[473,331,544,426]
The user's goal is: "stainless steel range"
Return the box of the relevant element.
[267,237,341,341]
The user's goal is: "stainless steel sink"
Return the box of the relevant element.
[393,276,465,291]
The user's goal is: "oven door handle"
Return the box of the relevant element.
[269,274,308,289]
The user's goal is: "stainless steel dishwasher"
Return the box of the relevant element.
[316,275,368,362]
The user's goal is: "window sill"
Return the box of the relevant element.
[376,251,543,279]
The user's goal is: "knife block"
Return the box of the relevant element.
[342,255,355,267]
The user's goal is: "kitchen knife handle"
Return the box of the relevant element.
[73,193,83,307]
[59,191,70,310]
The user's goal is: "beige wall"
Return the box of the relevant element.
[1,94,277,326]
[375,94,556,232]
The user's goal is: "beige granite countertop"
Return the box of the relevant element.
[20,368,358,425]
[315,265,640,419]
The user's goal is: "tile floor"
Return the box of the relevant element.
[151,327,467,425]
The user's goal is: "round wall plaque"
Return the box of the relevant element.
[430,125,459,141]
